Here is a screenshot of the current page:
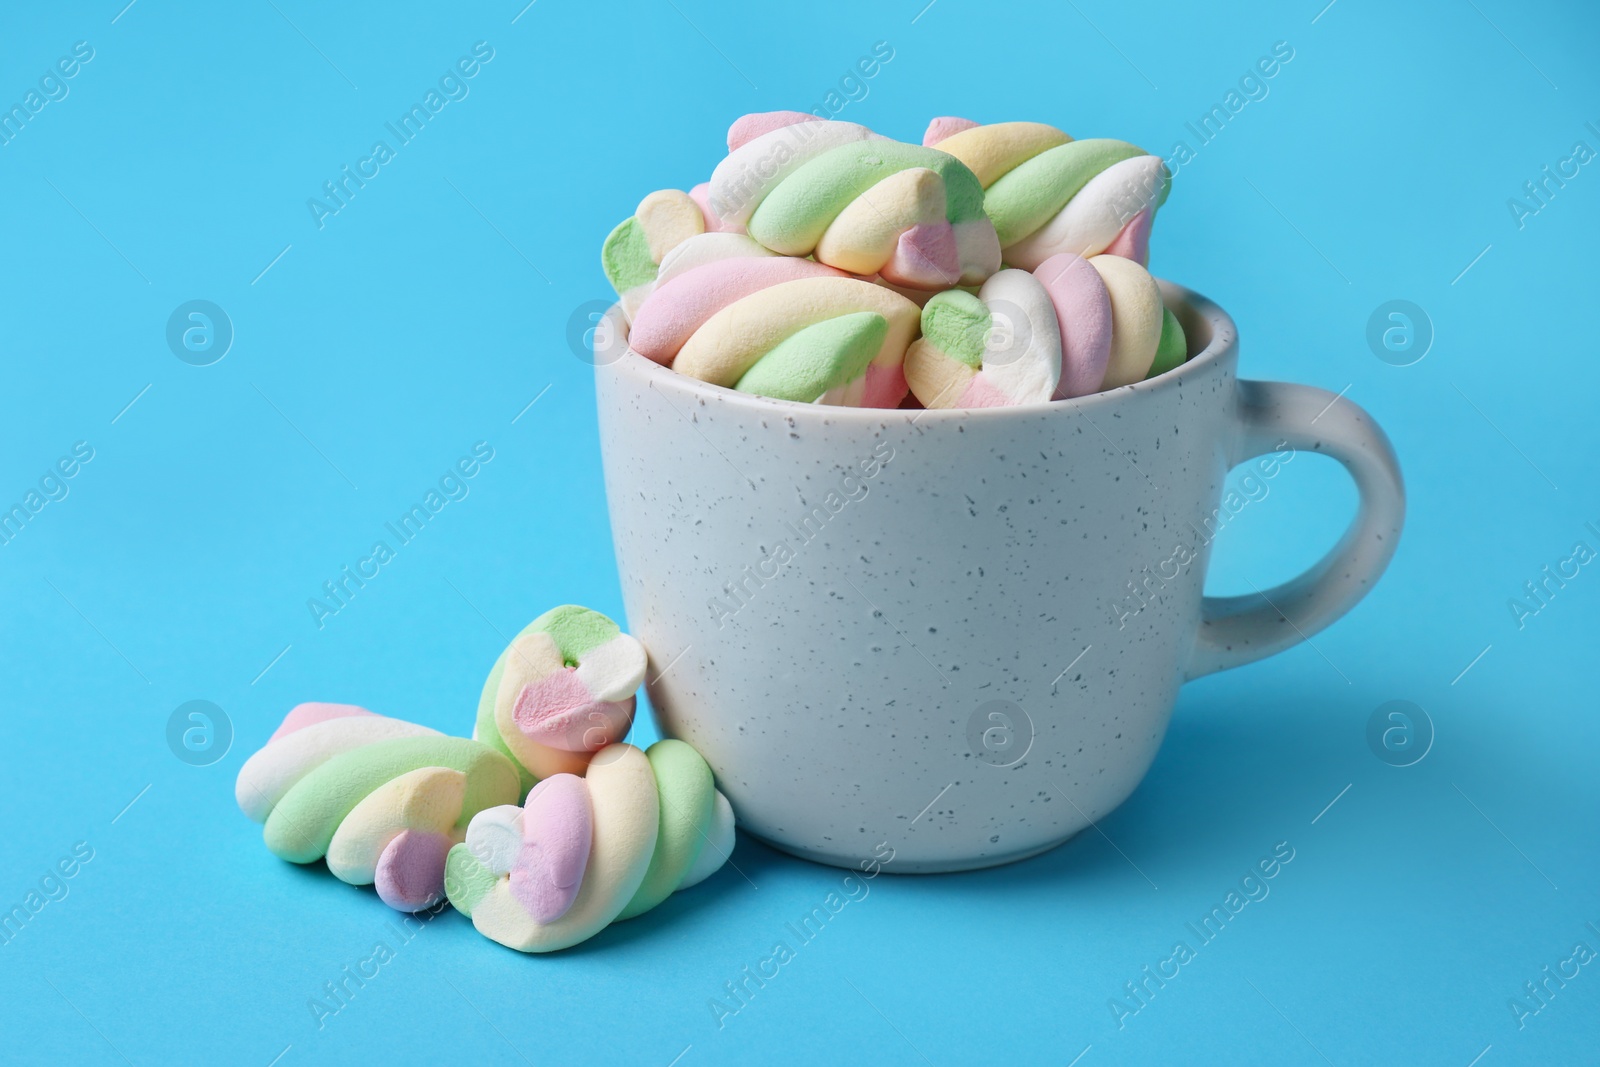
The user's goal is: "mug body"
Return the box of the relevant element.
[597,284,1239,872]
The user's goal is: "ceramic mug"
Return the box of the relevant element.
[594,282,1403,873]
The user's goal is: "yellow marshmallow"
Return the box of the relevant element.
[935,121,1071,187]
[636,190,705,264]
[815,167,947,276]
[1091,254,1164,388]
[903,337,978,410]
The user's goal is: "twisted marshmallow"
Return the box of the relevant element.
[235,704,521,911]
[473,605,649,793]
[924,119,1169,269]
[445,740,735,952]
[904,269,1062,407]
[706,112,1001,289]
[628,248,921,407]
[602,188,733,319]
[905,253,1187,407]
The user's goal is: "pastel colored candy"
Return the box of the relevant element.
[629,255,844,365]
[655,232,776,288]
[1103,206,1153,264]
[270,701,377,741]
[668,275,921,406]
[900,251,1187,406]
[812,166,949,279]
[616,738,717,920]
[1147,306,1188,379]
[1090,253,1166,388]
[598,113,1184,412]
[679,791,736,889]
[262,737,518,865]
[1034,252,1113,400]
[473,605,648,793]
[726,110,822,151]
[825,359,910,409]
[236,704,439,822]
[325,765,465,885]
[602,189,709,319]
[687,184,744,234]
[235,703,521,911]
[374,830,454,912]
[461,803,524,876]
[928,119,1170,268]
[925,119,1069,184]
[445,740,736,953]
[705,115,885,229]
[744,139,1000,288]
[922,115,979,146]
[510,774,593,923]
[734,311,889,404]
[903,268,1062,408]
[1003,154,1170,269]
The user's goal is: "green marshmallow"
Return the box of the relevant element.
[1146,307,1188,379]
[920,290,989,369]
[734,312,888,403]
[749,142,988,255]
[472,690,535,797]
[984,139,1149,247]
[531,604,621,663]
[601,215,657,296]
[616,740,716,921]
[263,736,518,863]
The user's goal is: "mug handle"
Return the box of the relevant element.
[1186,379,1405,680]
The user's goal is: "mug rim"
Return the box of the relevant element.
[602,279,1239,422]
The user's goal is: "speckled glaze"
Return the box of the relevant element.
[595,283,1404,873]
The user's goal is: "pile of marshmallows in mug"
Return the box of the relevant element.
[603,111,1187,410]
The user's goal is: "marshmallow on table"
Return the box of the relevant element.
[445,739,737,952]
[234,703,521,912]
[925,118,1170,269]
[473,605,648,793]
[705,111,1001,290]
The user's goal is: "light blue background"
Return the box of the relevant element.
[1,1,1595,1063]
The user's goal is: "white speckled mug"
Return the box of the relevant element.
[595,283,1403,873]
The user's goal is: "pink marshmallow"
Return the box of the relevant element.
[629,257,844,364]
[270,702,375,742]
[860,362,909,409]
[510,774,592,924]
[727,111,823,152]
[879,221,960,290]
[374,829,453,912]
[512,670,635,752]
[1103,208,1153,266]
[924,116,979,147]
[688,183,743,234]
[956,375,1014,408]
[1035,253,1113,400]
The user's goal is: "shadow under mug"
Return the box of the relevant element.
[595,282,1404,873]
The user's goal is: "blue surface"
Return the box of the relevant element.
[1,1,1596,1063]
